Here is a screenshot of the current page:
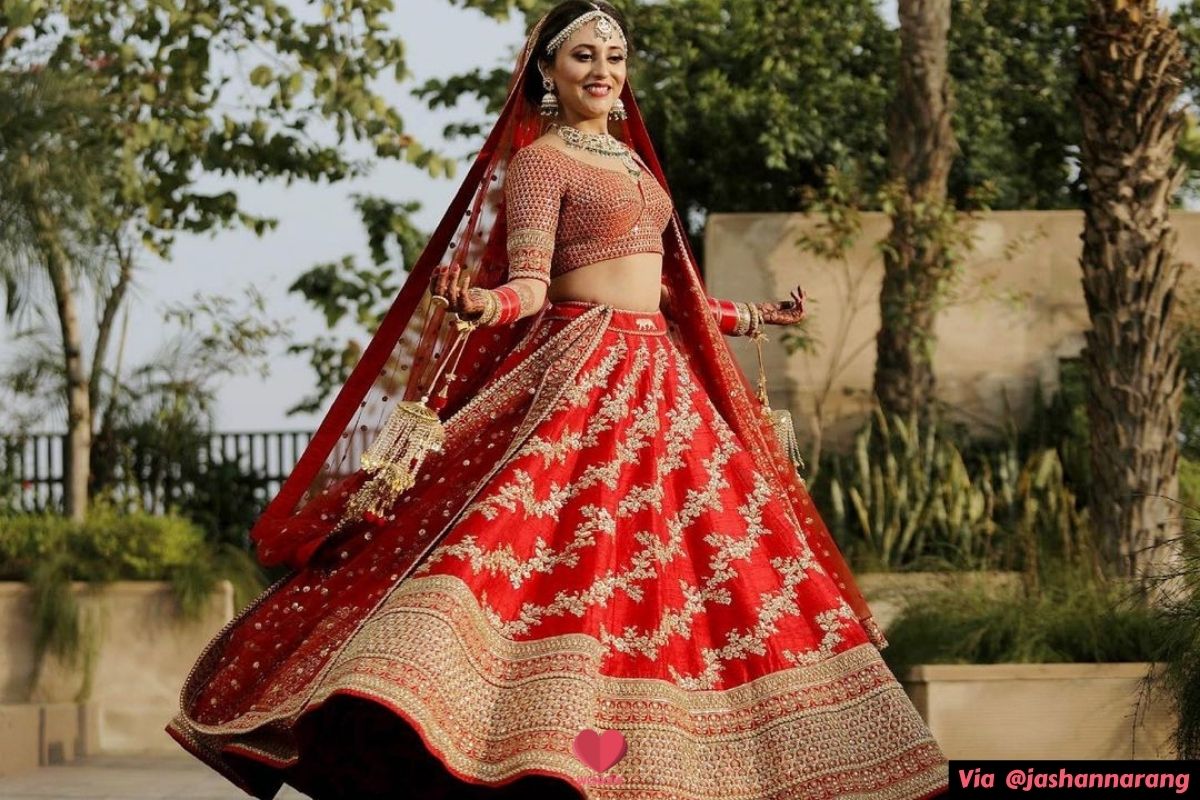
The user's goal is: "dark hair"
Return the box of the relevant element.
[521,1,632,109]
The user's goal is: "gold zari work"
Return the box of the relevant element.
[167,304,947,799]
[504,143,674,285]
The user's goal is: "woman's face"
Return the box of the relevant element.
[544,20,627,129]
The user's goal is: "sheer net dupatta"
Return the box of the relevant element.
[247,10,888,651]
[247,17,554,572]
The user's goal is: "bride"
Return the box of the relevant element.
[167,2,951,798]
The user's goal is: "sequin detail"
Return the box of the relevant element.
[165,302,947,800]
[504,142,674,285]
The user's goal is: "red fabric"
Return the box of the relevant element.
[187,304,874,722]
[169,8,951,798]
[168,301,948,797]
[242,9,880,645]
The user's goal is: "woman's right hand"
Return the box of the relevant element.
[431,263,487,319]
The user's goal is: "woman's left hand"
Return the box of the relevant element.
[757,284,807,326]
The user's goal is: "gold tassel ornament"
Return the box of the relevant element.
[751,328,808,486]
[339,309,481,530]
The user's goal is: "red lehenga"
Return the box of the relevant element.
[167,9,950,800]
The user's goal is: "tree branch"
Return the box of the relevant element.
[89,232,134,419]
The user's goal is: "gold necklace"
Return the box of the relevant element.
[549,122,641,180]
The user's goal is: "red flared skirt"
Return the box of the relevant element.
[167,300,950,800]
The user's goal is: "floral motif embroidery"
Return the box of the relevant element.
[785,598,861,667]
[168,574,950,800]
[166,303,946,800]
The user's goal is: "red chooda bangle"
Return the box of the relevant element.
[708,296,752,335]
[493,285,522,325]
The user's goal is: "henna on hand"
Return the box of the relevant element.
[758,284,807,326]
[510,280,540,316]
[431,263,487,318]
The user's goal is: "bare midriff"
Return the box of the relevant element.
[546,252,663,312]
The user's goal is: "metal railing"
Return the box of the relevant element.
[0,430,316,514]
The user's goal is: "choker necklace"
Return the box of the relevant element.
[549,122,641,180]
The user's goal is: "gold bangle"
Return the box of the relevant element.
[747,302,763,337]
[737,302,753,336]
[478,289,500,326]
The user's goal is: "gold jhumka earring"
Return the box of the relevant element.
[539,68,559,117]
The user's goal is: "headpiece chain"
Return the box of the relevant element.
[544,4,627,56]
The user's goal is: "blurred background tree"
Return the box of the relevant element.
[0,0,452,519]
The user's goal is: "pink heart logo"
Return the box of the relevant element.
[572,728,627,773]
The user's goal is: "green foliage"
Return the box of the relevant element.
[0,64,119,323]
[816,402,1093,574]
[0,0,455,255]
[1,0,468,441]
[948,0,1089,210]
[23,553,101,702]
[157,287,291,382]
[285,195,425,413]
[1016,357,1091,491]
[86,301,278,545]
[1139,516,1200,759]
[1165,3,1200,205]
[1,502,208,584]
[1181,457,1200,512]
[1179,312,1200,462]
[0,502,264,699]
[881,558,1173,676]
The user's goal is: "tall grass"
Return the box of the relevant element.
[1133,500,1200,759]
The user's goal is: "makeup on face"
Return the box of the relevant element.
[560,24,626,104]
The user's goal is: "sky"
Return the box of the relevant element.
[5,0,530,434]
[4,0,1187,435]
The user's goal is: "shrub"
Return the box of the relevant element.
[815,405,1092,573]
[0,501,267,700]
[881,557,1173,677]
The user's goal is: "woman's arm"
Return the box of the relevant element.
[435,146,560,325]
[660,282,762,336]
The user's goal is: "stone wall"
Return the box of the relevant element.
[706,209,1200,452]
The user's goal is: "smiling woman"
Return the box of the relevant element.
[556,31,628,108]
[165,3,950,799]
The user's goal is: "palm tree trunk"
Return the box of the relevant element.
[874,0,958,420]
[1077,0,1188,584]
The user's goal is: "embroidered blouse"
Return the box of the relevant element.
[503,141,674,285]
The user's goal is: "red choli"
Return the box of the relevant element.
[503,141,674,284]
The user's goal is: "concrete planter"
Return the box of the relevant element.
[0,580,233,774]
[901,663,1177,760]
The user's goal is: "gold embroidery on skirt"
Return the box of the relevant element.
[176,306,614,736]
[168,573,949,800]
[169,306,945,798]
